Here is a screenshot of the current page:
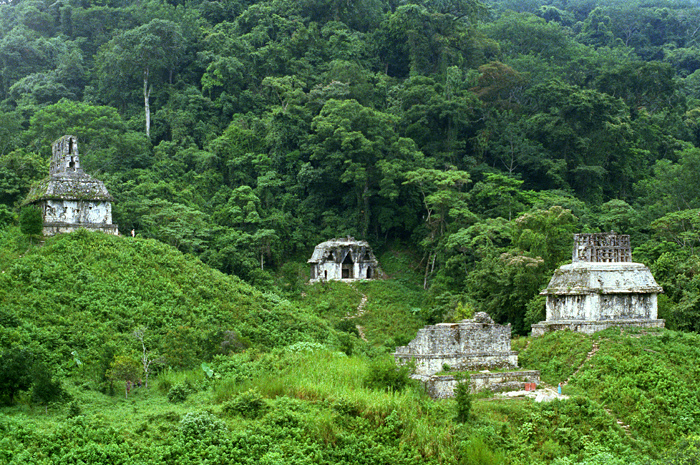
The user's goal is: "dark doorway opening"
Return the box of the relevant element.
[342,253,354,279]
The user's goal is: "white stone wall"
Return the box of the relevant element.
[547,293,658,321]
[395,322,513,356]
[397,352,519,376]
[43,223,119,236]
[394,317,519,376]
[43,200,112,224]
[311,261,374,282]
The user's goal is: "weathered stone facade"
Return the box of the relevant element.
[395,312,540,397]
[395,313,518,375]
[531,233,664,336]
[24,136,118,236]
[308,237,378,282]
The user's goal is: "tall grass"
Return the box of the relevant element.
[156,366,207,394]
[210,349,461,461]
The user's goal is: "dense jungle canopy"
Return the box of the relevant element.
[2,0,700,334]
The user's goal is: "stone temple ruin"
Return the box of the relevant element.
[395,312,539,398]
[24,135,118,236]
[308,237,379,282]
[531,233,664,336]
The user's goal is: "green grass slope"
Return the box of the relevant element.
[0,229,334,374]
[520,328,700,453]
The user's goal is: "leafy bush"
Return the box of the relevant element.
[364,356,413,392]
[0,347,34,405]
[222,388,268,419]
[31,363,66,408]
[454,379,472,423]
[0,205,15,229]
[18,205,42,238]
[459,435,505,465]
[169,411,232,463]
[167,381,195,403]
[663,435,700,464]
[177,411,229,441]
[67,401,82,418]
[334,318,360,337]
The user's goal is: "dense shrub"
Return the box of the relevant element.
[364,356,413,392]
[167,381,195,403]
[454,379,472,423]
[222,388,268,419]
[18,206,42,238]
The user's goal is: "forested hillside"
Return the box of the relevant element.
[2,0,700,463]
[1,0,700,332]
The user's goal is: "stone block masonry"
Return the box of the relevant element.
[24,135,118,236]
[425,371,541,399]
[532,233,664,336]
[395,313,540,397]
[394,315,518,375]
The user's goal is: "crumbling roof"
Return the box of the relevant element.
[308,237,377,264]
[24,172,113,204]
[24,135,113,205]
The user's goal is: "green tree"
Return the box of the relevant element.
[0,149,46,206]
[525,81,641,202]
[108,356,142,399]
[454,377,472,423]
[96,19,184,138]
[512,205,577,269]
[0,347,34,405]
[636,146,700,218]
[31,363,65,413]
[469,172,531,220]
[27,99,150,171]
[404,167,473,288]
[19,205,43,239]
[307,99,424,238]
[132,327,162,389]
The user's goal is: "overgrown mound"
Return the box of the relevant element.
[520,328,700,449]
[0,229,333,371]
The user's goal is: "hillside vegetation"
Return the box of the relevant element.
[1,0,700,334]
[0,232,699,464]
[3,0,700,462]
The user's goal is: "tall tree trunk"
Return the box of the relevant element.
[362,179,370,238]
[144,67,151,138]
[423,252,436,290]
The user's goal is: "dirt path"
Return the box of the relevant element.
[560,340,632,434]
[344,284,368,341]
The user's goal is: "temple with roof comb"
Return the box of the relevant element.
[531,232,664,336]
[23,135,118,236]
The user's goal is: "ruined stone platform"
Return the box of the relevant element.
[395,312,540,397]
[531,318,665,337]
[394,314,518,376]
[422,370,541,399]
